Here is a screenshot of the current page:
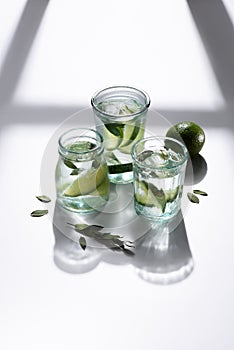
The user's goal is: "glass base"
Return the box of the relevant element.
[57,195,107,213]
[108,171,133,184]
[135,200,180,221]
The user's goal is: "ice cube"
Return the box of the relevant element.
[168,149,182,163]
[143,151,169,167]
[103,102,121,115]
[119,99,142,115]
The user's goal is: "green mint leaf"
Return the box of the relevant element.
[36,195,51,203]
[79,236,87,250]
[138,150,154,162]
[74,224,104,238]
[187,192,199,203]
[70,169,79,176]
[193,190,208,196]
[148,183,167,212]
[31,210,48,217]
[63,159,77,169]
[160,149,169,160]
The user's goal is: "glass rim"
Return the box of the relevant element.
[131,136,188,170]
[58,128,103,155]
[91,85,151,118]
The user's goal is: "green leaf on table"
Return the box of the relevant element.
[31,209,48,217]
[36,195,51,203]
[187,192,200,203]
[74,224,89,231]
[67,223,104,238]
[79,236,87,250]
[68,222,134,254]
[75,224,104,232]
[193,190,208,196]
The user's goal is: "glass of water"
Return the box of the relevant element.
[56,128,110,213]
[131,136,188,221]
[91,86,150,184]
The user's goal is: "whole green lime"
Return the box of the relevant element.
[166,121,205,157]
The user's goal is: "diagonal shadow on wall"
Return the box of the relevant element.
[0,0,233,131]
[0,0,49,108]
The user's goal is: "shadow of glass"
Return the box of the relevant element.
[52,198,193,285]
[185,154,208,185]
[52,184,152,274]
[132,211,194,285]
[0,0,49,107]
[188,0,234,107]
[53,202,102,274]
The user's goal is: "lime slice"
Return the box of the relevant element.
[64,164,108,197]
[165,186,180,203]
[120,124,136,147]
[135,180,166,212]
[120,126,144,154]
[135,181,158,207]
[103,126,121,151]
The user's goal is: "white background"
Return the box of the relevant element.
[0,1,234,349]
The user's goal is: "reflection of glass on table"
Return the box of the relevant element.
[133,211,194,284]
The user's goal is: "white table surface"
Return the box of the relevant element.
[1,1,234,349]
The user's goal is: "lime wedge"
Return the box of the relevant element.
[64,164,108,197]
[89,176,110,196]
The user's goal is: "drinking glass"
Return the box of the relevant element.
[91,86,150,184]
[56,128,110,213]
[131,136,188,220]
